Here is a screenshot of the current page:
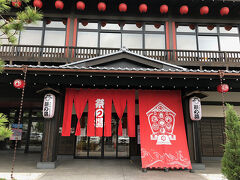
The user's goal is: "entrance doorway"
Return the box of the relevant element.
[75,114,129,158]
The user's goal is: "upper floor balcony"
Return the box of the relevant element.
[1,44,240,70]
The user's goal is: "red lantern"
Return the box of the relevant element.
[200,6,209,15]
[220,7,229,16]
[81,21,88,26]
[139,4,147,13]
[118,22,125,27]
[217,84,229,93]
[160,4,168,14]
[55,0,64,10]
[12,0,21,8]
[225,25,232,31]
[207,25,215,31]
[154,23,161,29]
[180,5,188,15]
[62,19,67,25]
[46,19,51,25]
[33,0,42,9]
[101,21,106,27]
[136,22,142,28]
[98,2,106,12]
[76,1,85,11]
[119,3,127,12]
[189,24,195,30]
[13,79,25,89]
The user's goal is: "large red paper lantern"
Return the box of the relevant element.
[55,0,64,10]
[98,2,106,12]
[220,7,229,16]
[160,4,168,14]
[200,6,209,15]
[136,22,142,28]
[225,25,232,31]
[13,79,25,89]
[180,5,188,15]
[76,1,85,11]
[119,3,127,12]
[12,0,21,8]
[139,4,147,13]
[207,25,215,31]
[217,84,229,93]
[33,0,42,9]
[81,21,88,26]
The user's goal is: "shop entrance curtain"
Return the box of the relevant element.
[139,90,192,169]
[62,88,135,137]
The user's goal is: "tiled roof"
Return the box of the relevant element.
[2,64,240,74]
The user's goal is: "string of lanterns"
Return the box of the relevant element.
[10,0,231,16]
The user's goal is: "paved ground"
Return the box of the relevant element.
[0,151,226,180]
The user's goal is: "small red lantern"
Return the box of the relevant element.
[13,79,25,89]
[119,3,127,12]
[46,19,51,25]
[81,21,88,26]
[33,0,42,9]
[101,21,106,27]
[136,22,142,28]
[12,0,21,8]
[225,25,232,31]
[200,6,209,15]
[207,25,215,31]
[139,4,147,13]
[154,23,161,29]
[118,22,125,27]
[217,84,229,93]
[180,5,188,15]
[76,1,85,11]
[62,19,67,25]
[98,2,106,12]
[160,4,168,14]
[55,0,64,10]
[189,24,195,30]
[220,7,229,16]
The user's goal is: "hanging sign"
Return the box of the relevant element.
[139,90,192,169]
[43,93,56,118]
[95,98,104,128]
[10,124,23,140]
[189,97,202,121]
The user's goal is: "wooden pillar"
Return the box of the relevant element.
[40,92,63,164]
[182,95,202,163]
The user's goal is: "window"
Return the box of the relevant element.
[77,21,166,49]
[18,20,66,46]
[176,24,240,52]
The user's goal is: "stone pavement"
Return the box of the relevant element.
[0,151,226,180]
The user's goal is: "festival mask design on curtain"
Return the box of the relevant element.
[146,102,176,145]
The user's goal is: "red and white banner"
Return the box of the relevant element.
[139,90,192,169]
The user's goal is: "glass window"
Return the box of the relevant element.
[220,27,239,34]
[123,24,142,31]
[44,31,66,46]
[176,25,195,33]
[198,26,217,33]
[77,32,98,47]
[79,22,98,29]
[198,36,218,51]
[176,35,197,50]
[24,21,43,27]
[100,33,121,48]
[46,21,66,28]
[19,30,42,45]
[122,34,142,48]
[220,36,240,51]
[145,24,164,32]
[101,23,120,30]
[145,34,165,49]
